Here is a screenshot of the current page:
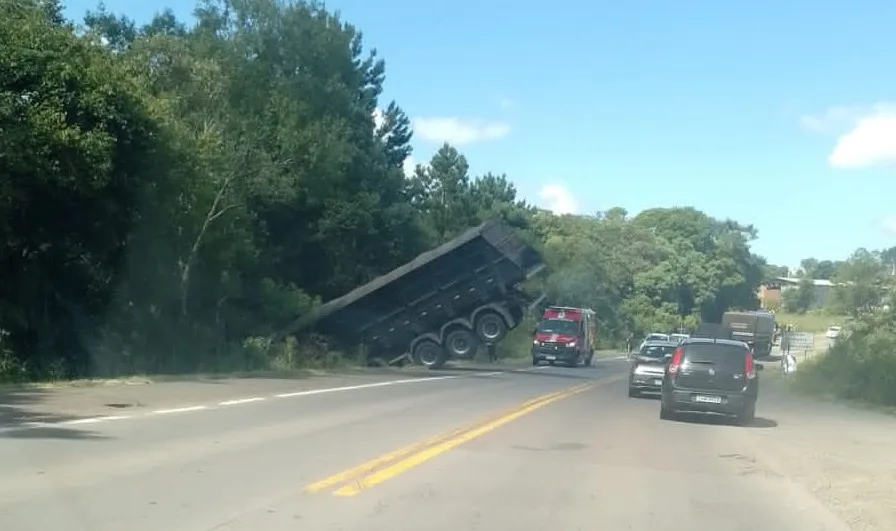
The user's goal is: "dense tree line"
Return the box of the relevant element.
[1,0,769,381]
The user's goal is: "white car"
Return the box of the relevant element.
[825,326,842,339]
[669,333,689,344]
[634,333,671,354]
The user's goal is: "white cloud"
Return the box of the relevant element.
[538,184,578,215]
[402,155,417,177]
[412,117,510,146]
[880,217,896,235]
[372,108,385,130]
[829,113,896,168]
[497,96,515,109]
[801,103,896,168]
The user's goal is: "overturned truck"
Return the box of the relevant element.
[276,219,546,369]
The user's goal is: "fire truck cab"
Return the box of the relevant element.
[531,306,596,367]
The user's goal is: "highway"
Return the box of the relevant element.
[1,357,893,531]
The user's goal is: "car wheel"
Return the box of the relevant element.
[736,402,756,426]
[628,387,639,398]
[584,355,593,367]
[532,358,539,366]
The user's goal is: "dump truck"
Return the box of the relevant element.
[721,310,776,358]
[275,219,546,369]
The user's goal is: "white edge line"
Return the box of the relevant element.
[274,375,461,398]
[0,371,497,433]
[152,406,208,415]
[219,397,266,406]
[62,415,132,425]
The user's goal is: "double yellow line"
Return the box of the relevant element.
[304,382,595,497]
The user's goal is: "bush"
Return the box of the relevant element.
[794,309,896,406]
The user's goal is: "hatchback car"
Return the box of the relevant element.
[659,337,763,425]
[628,340,679,398]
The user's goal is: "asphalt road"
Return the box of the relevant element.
[0,357,884,531]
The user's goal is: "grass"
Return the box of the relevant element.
[773,311,849,333]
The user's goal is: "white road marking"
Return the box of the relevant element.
[219,397,266,406]
[152,406,208,415]
[62,415,131,425]
[0,369,549,434]
[274,375,461,398]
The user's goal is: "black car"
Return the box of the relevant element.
[659,337,763,425]
[628,340,679,398]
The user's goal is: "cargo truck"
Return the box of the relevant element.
[721,310,776,358]
[275,219,546,369]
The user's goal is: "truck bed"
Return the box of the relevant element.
[276,219,544,348]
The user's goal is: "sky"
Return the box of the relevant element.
[63,0,896,268]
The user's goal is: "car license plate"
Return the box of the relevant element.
[652,378,662,386]
[694,395,722,404]
[546,355,556,361]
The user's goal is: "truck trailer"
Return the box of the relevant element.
[721,310,776,358]
[275,219,546,369]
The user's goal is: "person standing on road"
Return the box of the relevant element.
[780,330,795,375]
[486,342,498,362]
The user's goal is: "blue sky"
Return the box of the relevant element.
[64,0,896,268]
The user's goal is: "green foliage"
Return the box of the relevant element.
[782,278,816,314]
[0,0,768,381]
[795,302,896,406]
[791,247,896,406]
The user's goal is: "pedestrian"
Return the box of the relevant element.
[486,342,498,362]
[780,330,791,355]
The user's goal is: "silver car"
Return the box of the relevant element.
[628,340,679,398]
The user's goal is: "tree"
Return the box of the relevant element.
[0,0,777,380]
[782,279,815,314]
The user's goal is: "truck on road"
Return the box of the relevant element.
[531,306,596,367]
[276,219,546,369]
[721,310,776,358]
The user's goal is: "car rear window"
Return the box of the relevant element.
[682,343,748,370]
[639,344,677,358]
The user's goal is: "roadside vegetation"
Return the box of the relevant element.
[1,0,889,386]
[783,251,896,407]
[771,312,847,333]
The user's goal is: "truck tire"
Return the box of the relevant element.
[444,328,478,359]
[412,339,447,369]
[474,312,507,343]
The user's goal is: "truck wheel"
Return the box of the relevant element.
[412,339,446,369]
[445,328,478,359]
[475,312,507,343]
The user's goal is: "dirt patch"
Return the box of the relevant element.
[743,375,896,530]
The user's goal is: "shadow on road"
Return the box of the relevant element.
[0,388,111,439]
[673,412,779,429]
[0,426,111,440]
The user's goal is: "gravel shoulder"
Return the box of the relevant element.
[750,362,896,531]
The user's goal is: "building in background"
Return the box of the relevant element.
[758,277,834,310]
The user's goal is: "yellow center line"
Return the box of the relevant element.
[303,387,576,494]
[332,381,605,496]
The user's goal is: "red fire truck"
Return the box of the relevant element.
[531,306,596,367]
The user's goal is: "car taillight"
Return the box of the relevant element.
[668,346,683,375]
[745,351,756,379]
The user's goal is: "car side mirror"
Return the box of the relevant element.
[663,354,673,362]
